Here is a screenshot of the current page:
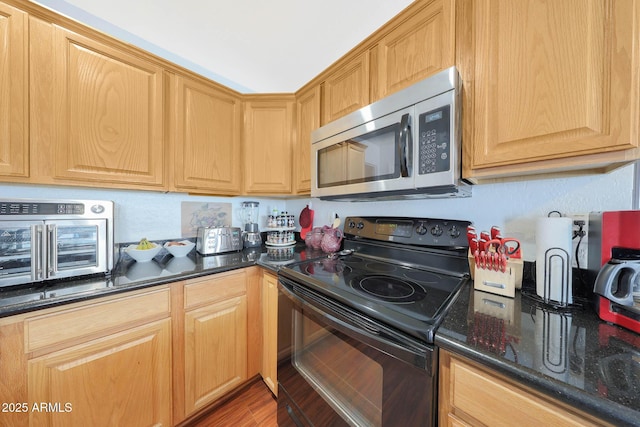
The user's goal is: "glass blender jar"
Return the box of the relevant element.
[240,201,261,248]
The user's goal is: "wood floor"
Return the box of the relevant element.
[189,379,278,427]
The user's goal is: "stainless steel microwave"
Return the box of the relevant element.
[0,199,114,287]
[311,66,471,200]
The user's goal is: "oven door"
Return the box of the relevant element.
[277,277,436,427]
[311,106,414,199]
[45,219,109,280]
[0,221,44,286]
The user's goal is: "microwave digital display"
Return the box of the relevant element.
[424,111,443,123]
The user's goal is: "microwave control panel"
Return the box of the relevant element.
[0,202,84,216]
[418,105,450,174]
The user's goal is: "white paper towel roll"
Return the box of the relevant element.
[536,217,573,305]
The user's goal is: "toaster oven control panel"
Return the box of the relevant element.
[0,202,85,215]
[196,227,243,255]
[418,105,450,175]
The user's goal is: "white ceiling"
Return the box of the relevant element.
[31,0,415,93]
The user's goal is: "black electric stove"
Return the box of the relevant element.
[279,216,471,344]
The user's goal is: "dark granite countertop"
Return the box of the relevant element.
[3,244,638,425]
[0,240,322,318]
[435,276,640,427]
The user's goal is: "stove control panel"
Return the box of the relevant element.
[344,216,471,248]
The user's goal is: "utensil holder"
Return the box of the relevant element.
[469,250,523,298]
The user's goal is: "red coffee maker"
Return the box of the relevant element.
[589,211,640,333]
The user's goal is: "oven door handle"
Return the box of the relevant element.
[279,277,431,371]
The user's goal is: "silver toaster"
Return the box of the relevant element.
[196,227,243,255]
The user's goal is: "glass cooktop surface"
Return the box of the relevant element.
[280,253,468,342]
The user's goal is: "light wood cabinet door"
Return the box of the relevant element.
[28,319,172,427]
[322,52,370,125]
[261,272,278,396]
[0,1,28,178]
[171,74,242,195]
[464,0,640,179]
[183,294,248,415]
[243,95,295,194]
[46,26,165,188]
[294,84,321,194]
[373,0,454,100]
[439,350,607,427]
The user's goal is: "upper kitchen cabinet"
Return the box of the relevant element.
[371,0,455,101]
[29,19,166,190]
[0,2,28,179]
[461,0,640,181]
[170,74,242,195]
[293,84,321,194]
[321,52,370,125]
[243,95,295,194]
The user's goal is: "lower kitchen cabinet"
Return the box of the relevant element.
[28,319,172,427]
[261,271,278,396]
[177,269,250,419]
[0,286,173,427]
[0,268,265,427]
[438,350,608,427]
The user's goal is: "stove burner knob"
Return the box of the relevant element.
[449,225,461,238]
[357,222,365,230]
[416,223,428,235]
[430,224,443,237]
[348,221,356,229]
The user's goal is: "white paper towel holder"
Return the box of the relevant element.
[539,246,572,306]
[536,212,573,307]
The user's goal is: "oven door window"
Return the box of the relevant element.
[293,311,383,426]
[317,123,401,189]
[0,222,40,280]
[47,219,108,277]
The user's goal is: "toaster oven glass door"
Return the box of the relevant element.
[47,219,108,280]
[0,219,108,286]
[0,221,42,285]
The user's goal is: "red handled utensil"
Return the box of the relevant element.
[490,226,501,240]
[500,253,507,273]
[469,238,479,253]
[479,251,486,269]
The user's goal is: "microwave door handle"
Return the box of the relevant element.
[31,224,44,281]
[398,113,411,177]
[47,224,57,278]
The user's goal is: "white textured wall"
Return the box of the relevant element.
[0,184,286,244]
[286,164,636,261]
[0,163,635,257]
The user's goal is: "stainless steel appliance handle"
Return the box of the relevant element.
[398,113,411,177]
[32,224,44,281]
[47,224,58,277]
[279,277,431,370]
